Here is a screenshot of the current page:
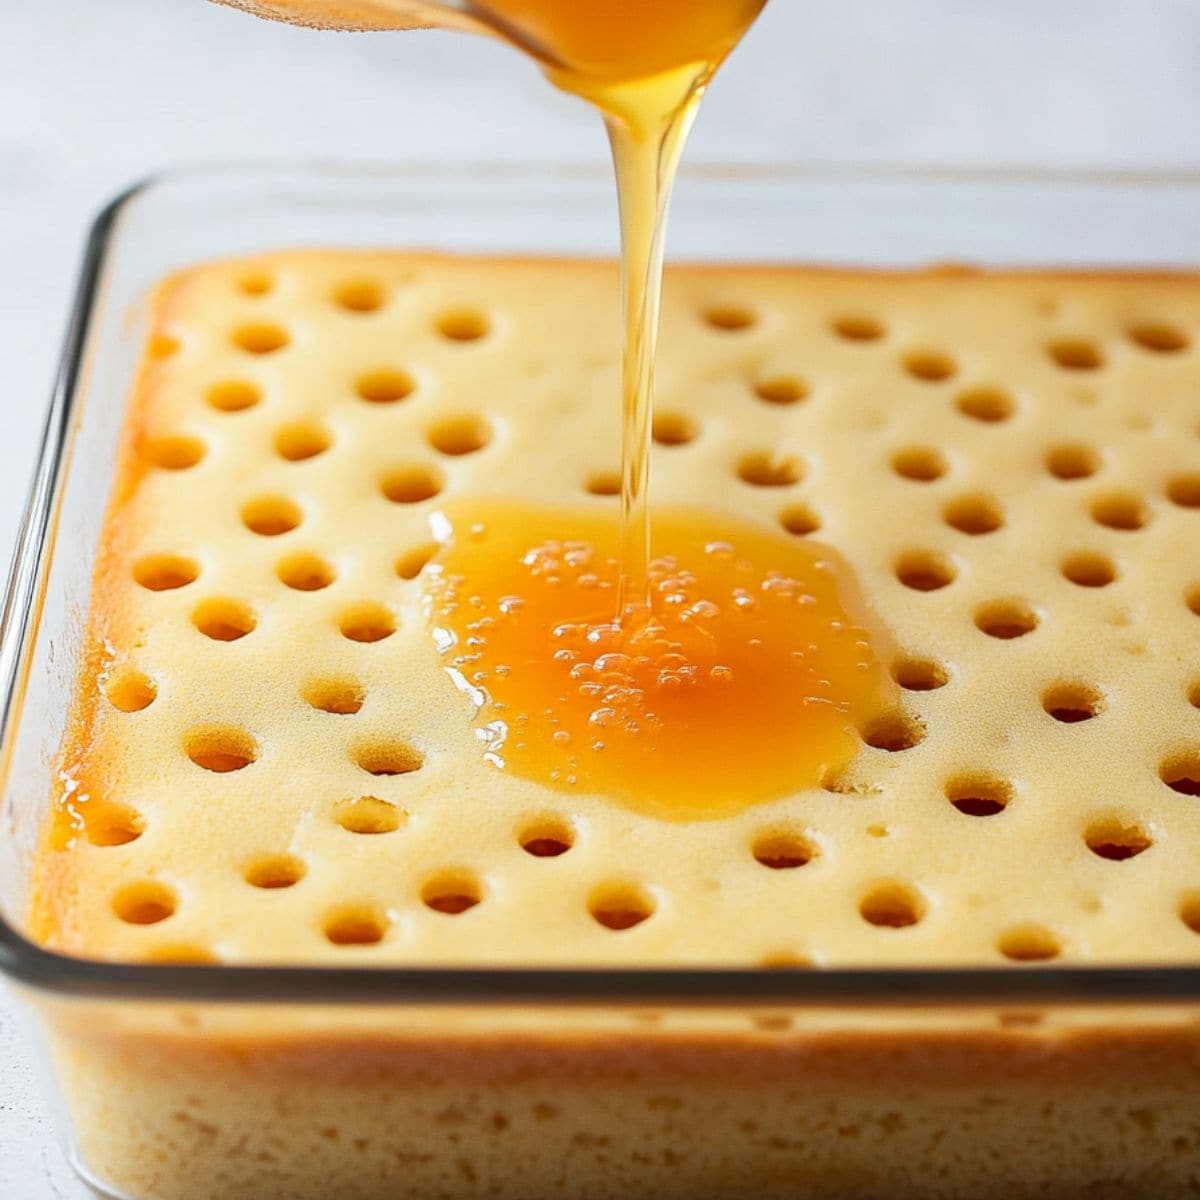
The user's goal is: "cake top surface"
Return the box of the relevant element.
[34,250,1200,969]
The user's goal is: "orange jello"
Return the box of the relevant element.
[426,503,898,819]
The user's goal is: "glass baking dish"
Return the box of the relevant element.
[4,164,1200,1200]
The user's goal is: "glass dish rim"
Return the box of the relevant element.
[4,160,1200,1006]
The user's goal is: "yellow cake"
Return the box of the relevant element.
[32,251,1200,1199]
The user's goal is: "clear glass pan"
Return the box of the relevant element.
[4,164,1200,1199]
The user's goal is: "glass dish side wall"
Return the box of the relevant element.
[20,991,1200,1200]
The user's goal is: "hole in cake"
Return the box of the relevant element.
[703,305,757,332]
[1188,585,1200,617]
[894,550,956,592]
[133,554,199,592]
[1189,680,1200,709]
[1160,753,1200,797]
[303,679,365,715]
[589,884,656,931]
[737,452,802,488]
[779,503,821,536]
[753,376,807,405]
[891,446,947,482]
[752,830,814,869]
[237,271,273,297]
[1061,551,1116,588]
[1046,444,1101,481]
[1180,896,1200,935]
[146,944,217,965]
[1084,817,1152,861]
[1091,492,1148,531]
[207,380,261,413]
[334,279,385,313]
[1048,338,1103,371]
[519,816,576,858]
[232,322,290,355]
[436,309,489,342]
[585,471,621,497]
[335,795,405,835]
[244,854,306,889]
[892,656,949,692]
[396,543,438,580]
[975,600,1038,640]
[1167,475,1200,509]
[1129,321,1188,353]
[946,775,1011,817]
[902,350,956,382]
[275,421,332,462]
[955,387,1014,423]
[353,739,423,777]
[422,872,482,915]
[148,333,180,360]
[241,495,302,536]
[324,906,387,946]
[113,881,177,926]
[821,773,854,796]
[1042,682,1104,723]
[185,726,257,773]
[942,493,1004,536]
[192,598,257,642]
[859,882,925,928]
[429,415,493,456]
[998,925,1060,962]
[356,368,414,404]
[276,552,336,592]
[86,804,145,847]
[380,465,444,504]
[338,602,396,643]
[146,435,205,470]
[760,953,813,970]
[832,314,884,342]
[104,670,157,713]
[652,412,699,447]
[861,712,925,753]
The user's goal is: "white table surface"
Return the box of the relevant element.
[4,0,1200,1194]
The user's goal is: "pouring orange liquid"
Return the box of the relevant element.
[427,505,896,820]
[222,0,900,815]
[514,0,770,610]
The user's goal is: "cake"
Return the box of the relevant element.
[33,251,1200,1198]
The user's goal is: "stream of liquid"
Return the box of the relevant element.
[478,0,767,609]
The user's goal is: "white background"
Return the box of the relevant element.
[3,0,1200,1193]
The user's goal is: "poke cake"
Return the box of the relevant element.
[25,249,1200,1198]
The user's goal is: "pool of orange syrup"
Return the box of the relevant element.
[426,505,898,820]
